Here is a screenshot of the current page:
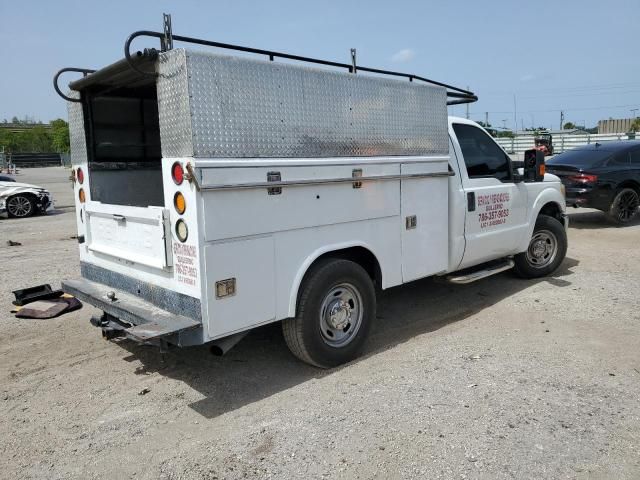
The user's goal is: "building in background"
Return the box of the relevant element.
[598,118,635,134]
[515,128,588,136]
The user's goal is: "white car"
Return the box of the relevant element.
[0,181,54,218]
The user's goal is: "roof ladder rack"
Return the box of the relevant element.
[55,13,478,106]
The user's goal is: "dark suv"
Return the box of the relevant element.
[547,141,640,224]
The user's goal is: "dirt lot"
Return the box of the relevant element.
[1,167,639,480]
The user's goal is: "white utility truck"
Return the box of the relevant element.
[55,18,567,367]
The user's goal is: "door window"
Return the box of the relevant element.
[453,123,512,181]
[608,152,630,166]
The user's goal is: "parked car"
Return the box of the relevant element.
[0,174,16,182]
[0,181,54,218]
[547,141,640,224]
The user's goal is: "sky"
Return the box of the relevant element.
[1,0,639,131]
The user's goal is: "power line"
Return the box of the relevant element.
[517,89,640,100]
[482,81,640,96]
[469,102,640,116]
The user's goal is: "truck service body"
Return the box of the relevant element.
[57,24,567,367]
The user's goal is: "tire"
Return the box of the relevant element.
[6,194,35,218]
[513,214,567,279]
[282,258,376,368]
[608,187,639,225]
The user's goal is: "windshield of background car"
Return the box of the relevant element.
[547,148,612,167]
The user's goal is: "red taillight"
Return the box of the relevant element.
[77,167,84,184]
[171,162,184,185]
[568,173,598,184]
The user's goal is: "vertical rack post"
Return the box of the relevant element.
[161,13,173,51]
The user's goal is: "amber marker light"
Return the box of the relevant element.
[174,191,186,214]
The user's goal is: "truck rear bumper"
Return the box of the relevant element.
[62,277,201,343]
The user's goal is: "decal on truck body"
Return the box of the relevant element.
[477,192,511,229]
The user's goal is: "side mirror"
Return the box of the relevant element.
[524,149,545,182]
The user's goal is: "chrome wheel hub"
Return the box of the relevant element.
[319,283,363,348]
[327,300,351,330]
[531,240,547,258]
[525,229,558,268]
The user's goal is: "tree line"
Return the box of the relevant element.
[0,118,70,154]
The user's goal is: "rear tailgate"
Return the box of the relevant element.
[85,202,173,270]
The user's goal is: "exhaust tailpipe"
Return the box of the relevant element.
[210,332,248,356]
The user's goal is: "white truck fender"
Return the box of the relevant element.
[517,186,567,252]
[286,241,383,318]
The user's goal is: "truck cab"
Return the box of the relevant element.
[447,117,566,273]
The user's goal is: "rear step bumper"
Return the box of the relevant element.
[62,278,201,342]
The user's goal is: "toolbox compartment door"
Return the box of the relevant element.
[85,202,172,270]
[204,236,276,338]
[400,161,449,282]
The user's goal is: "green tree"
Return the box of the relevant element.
[0,119,70,153]
[497,130,515,138]
[29,126,54,152]
[563,122,575,129]
[50,119,70,153]
[630,118,640,132]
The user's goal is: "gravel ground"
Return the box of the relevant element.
[1,167,639,480]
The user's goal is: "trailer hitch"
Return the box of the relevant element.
[90,313,127,340]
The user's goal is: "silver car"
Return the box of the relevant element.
[0,180,54,218]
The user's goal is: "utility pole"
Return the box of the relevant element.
[560,110,564,130]
[513,94,517,133]
[485,112,489,127]
[631,108,638,119]
[465,86,470,119]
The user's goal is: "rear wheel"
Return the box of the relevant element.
[6,194,35,218]
[513,214,567,278]
[282,258,376,368]
[608,188,639,225]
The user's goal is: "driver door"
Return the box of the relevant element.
[450,122,529,269]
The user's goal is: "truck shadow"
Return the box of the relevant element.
[119,257,579,419]
[567,209,640,229]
